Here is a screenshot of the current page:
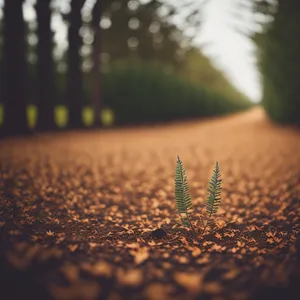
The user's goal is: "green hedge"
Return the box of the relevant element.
[0,65,253,129]
[256,0,300,124]
[102,65,253,125]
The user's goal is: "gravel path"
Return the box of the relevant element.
[0,107,300,300]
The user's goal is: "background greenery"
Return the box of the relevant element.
[0,63,252,128]
[3,0,300,135]
[253,0,300,124]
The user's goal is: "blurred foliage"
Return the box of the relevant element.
[101,65,253,125]
[252,0,300,124]
[82,106,115,127]
[98,0,188,69]
[54,105,68,128]
[0,104,114,129]
[27,104,37,129]
[0,62,252,128]
[82,106,94,127]
[0,0,254,133]
[178,48,251,104]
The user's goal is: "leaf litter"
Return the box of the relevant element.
[0,109,300,300]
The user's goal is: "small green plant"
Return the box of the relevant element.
[175,155,196,236]
[175,155,222,238]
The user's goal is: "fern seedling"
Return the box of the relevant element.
[202,161,222,235]
[175,155,196,237]
[174,156,222,238]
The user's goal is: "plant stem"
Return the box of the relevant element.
[187,215,197,239]
[199,216,205,235]
[202,221,208,236]
[202,215,212,236]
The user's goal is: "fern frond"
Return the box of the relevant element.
[175,155,194,229]
[203,161,222,233]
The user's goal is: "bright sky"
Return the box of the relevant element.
[0,0,262,102]
[195,0,262,102]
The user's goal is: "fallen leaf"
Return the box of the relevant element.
[191,247,201,257]
[174,272,203,293]
[68,244,78,252]
[177,256,189,264]
[89,242,98,249]
[126,243,140,249]
[215,233,222,239]
[60,264,80,283]
[237,241,245,247]
[222,268,239,280]
[93,261,113,277]
[180,237,189,246]
[215,219,226,229]
[196,255,210,264]
[204,281,223,294]
[116,269,143,286]
[133,248,149,265]
[144,283,173,300]
[46,230,54,236]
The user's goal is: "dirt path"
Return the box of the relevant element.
[0,107,300,300]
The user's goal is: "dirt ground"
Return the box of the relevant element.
[0,107,300,300]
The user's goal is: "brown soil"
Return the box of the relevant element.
[0,108,300,300]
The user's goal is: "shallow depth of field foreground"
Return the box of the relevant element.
[0,108,300,300]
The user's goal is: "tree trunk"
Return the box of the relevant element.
[91,1,104,127]
[260,0,300,124]
[66,0,86,129]
[1,0,30,136]
[92,30,102,127]
[36,0,56,131]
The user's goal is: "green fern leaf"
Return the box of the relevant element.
[175,155,193,227]
[205,161,222,225]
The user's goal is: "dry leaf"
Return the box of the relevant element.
[204,281,223,294]
[116,269,143,286]
[93,261,113,277]
[180,237,189,246]
[215,233,222,240]
[89,242,98,249]
[174,272,203,293]
[196,255,210,264]
[126,243,140,249]
[133,248,150,265]
[191,247,201,257]
[68,244,78,252]
[177,256,189,264]
[144,283,173,300]
[215,219,226,229]
[222,268,239,280]
[237,241,245,247]
[60,264,80,283]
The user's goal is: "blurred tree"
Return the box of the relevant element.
[1,0,29,136]
[91,0,111,127]
[66,0,86,129]
[0,19,3,105]
[179,47,250,103]
[99,0,188,68]
[88,0,190,126]
[35,0,56,131]
[251,0,300,124]
[251,0,275,15]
